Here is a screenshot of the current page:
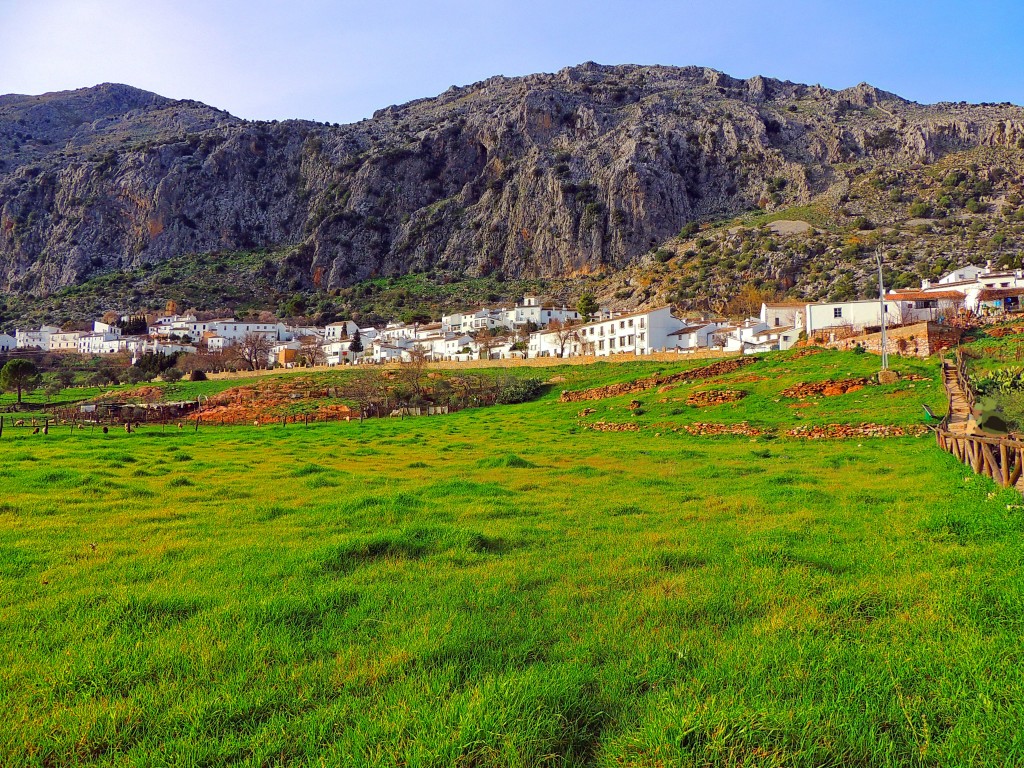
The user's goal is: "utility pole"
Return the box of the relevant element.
[876,246,889,371]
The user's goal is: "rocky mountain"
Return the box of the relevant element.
[2,63,1024,310]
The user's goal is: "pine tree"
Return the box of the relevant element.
[349,328,363,353]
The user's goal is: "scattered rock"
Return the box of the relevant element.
[685,389,746,407]
[877,370,900,385]
[588,421,641,432]
[781,378,871,399]
[787,423,928,439]
[561,358,757,402]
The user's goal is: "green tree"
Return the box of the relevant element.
[0,359,40,406]
[577,293,598,319]
[349,328,363,353]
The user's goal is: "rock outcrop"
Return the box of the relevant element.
[2,65,1023,298]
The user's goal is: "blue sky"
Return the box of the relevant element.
[1,0,1022,123]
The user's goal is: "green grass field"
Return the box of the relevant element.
[2,351,1023,766]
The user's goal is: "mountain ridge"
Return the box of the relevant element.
[1,63,1023,314]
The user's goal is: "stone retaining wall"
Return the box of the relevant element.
[818,321,962,358]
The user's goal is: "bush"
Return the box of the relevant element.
[908,201,933,218]
[161,367,183,383]
[122,367,152,385]
[190,369,208,382]
[495,377,544,405]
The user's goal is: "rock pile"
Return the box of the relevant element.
[663,421,764,437]
[780,378,871,399]
[686,389,746,407]
[588,421,641,432]
[561,358,757,402]
[786,423,928,439]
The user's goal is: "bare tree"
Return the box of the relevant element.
[349,369,383,421]
[549,319,580,358]
[299,336,325,367]
[400,348,429,398]
[474,330,501,360]
[234,333,272,371]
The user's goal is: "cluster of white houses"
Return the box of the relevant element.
[4,263,1020,364]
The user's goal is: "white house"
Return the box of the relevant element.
[760,302,808,331]
[92,320,121,335]
[16,325,60,349]
[443,296,580,334]
[78,332,126,356]
[209,320,290,344]
[48,330,85,352]
[666,321,730,351]
[936,265,985,285]
[501,296,580,330]
[0,333,15,352]
[885,290,966,322]
[804,299,903,338]
[324,321,359,341]
[324,338,366,366]
[572,306,685,357]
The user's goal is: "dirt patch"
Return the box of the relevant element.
[790,348,824,359]
[787,423,928,439]
[195,377,354,424]
[561,357,757,402]
[686,389,746,407]
[768,219,813,236]
[781,378,871,399]
[986,326,1024,338]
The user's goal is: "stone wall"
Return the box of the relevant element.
[818,321,962,358]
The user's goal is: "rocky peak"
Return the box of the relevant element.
[0,65,1022,301]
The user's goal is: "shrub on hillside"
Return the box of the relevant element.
[495,376,543,405]
[161,368,183,383]
[190,369,208,382]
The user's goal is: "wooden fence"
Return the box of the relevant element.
[934,347,1022,490]
[935,429,1024,489]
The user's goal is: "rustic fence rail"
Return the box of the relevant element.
[935,429,1024,488]
[934,347,1022,490]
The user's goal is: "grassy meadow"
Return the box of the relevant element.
[2,350,1023,766]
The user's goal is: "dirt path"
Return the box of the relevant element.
[941,362,972,434]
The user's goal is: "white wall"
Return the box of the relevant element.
[805,300,902,336]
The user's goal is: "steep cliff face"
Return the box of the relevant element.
[2,65,1023,297]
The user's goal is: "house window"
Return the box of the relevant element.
[774,317,780,326]
[639,318,645,328]
[628,335,634,344]
[833,308,843,318]
[638,332,645,342]
[619,321,625,329]
[628,319,634,327]
[598,340,604,350]
[609,338,616,348]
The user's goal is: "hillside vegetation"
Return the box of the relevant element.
[3,350,1023,766]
